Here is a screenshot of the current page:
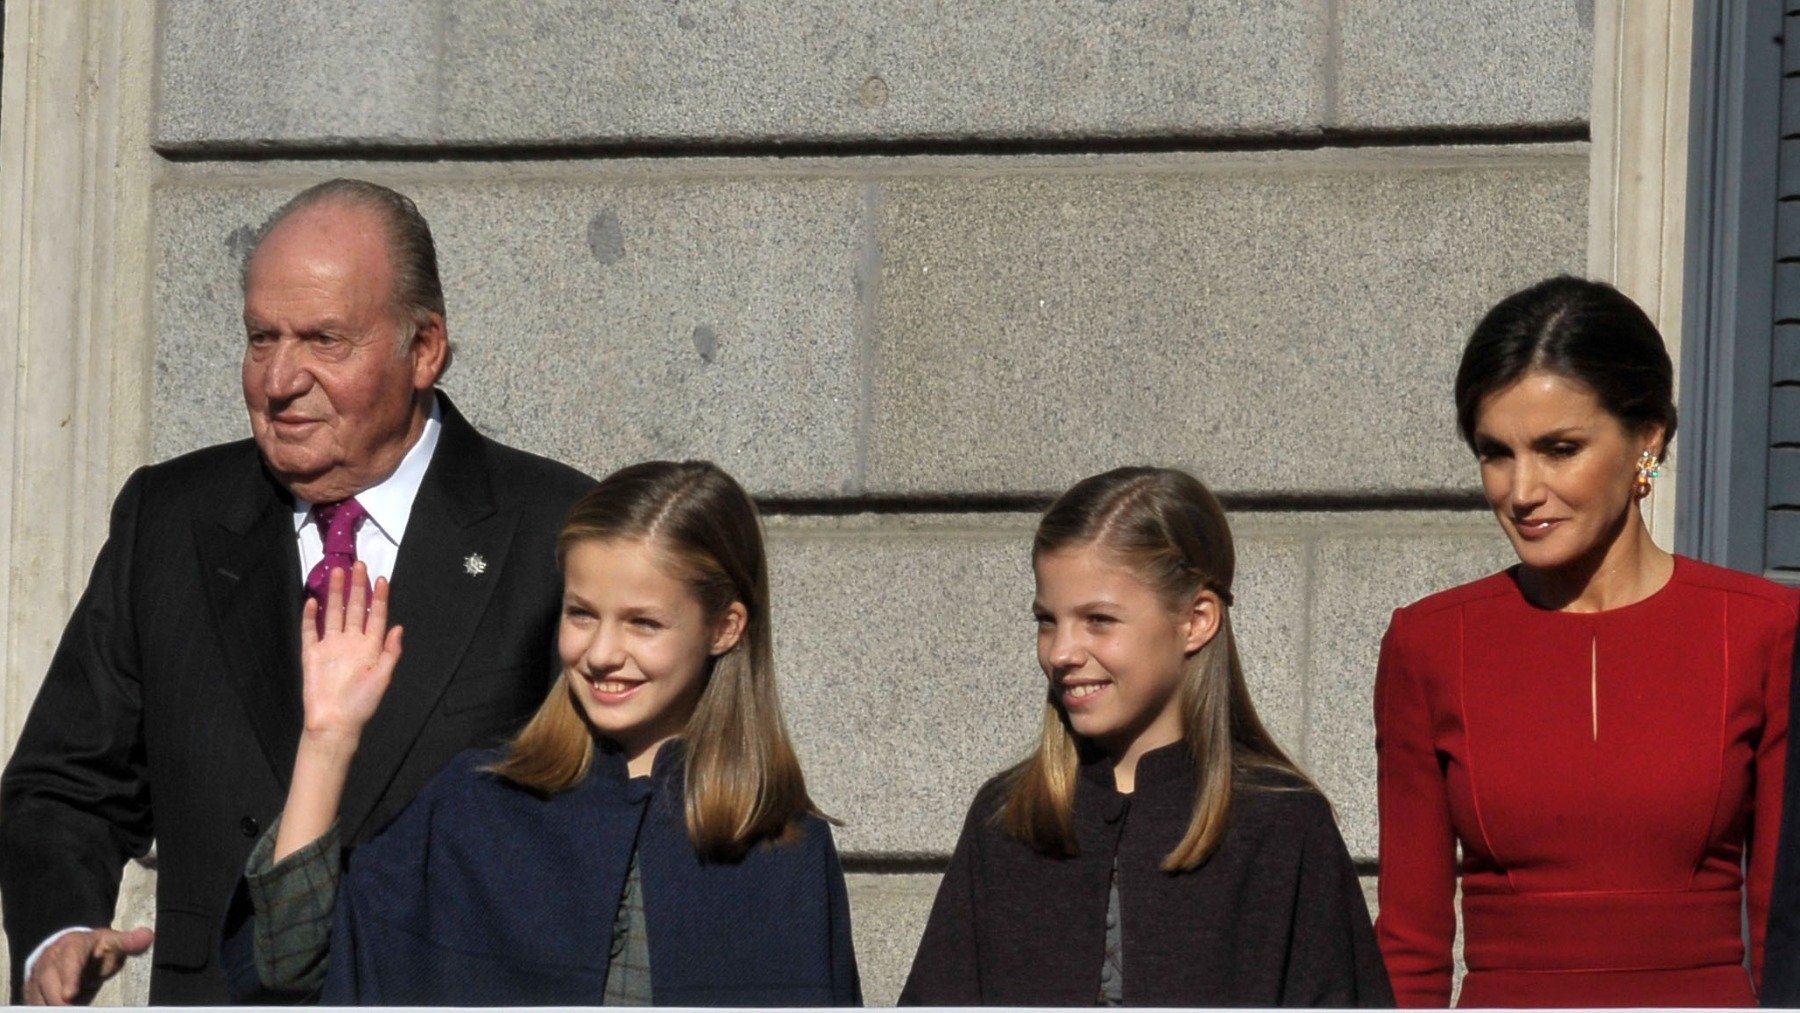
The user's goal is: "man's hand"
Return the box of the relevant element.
[23,927,154,1005]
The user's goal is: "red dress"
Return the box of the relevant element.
[1374,556,1796,1007]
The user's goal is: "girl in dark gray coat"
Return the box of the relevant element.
[900,467,1392,1007]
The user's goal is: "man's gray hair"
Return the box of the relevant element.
[241,178,452,371]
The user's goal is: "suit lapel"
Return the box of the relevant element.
[339,402,517,840]
[198,464,306,786]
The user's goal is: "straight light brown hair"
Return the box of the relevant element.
[488,460,818,861]
[999,466,1308,871]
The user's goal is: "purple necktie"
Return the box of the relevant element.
[306,498,372,635]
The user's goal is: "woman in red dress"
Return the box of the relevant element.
[1375,276,1798,1007]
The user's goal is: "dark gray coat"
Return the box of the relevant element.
[900,743,1395,1007]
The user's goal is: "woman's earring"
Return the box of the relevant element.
[1633,449,1661,499]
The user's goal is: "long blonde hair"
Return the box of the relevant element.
[999,466,1306,871]
[487,461,817,861]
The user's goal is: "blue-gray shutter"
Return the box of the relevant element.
[1765,6,1800,573]
[1680,2,1796,578]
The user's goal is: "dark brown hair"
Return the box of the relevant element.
[999,466,1307,871]
[1455,275,1676,455]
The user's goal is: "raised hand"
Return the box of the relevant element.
[276,562,403,862]
[299,561,403,743]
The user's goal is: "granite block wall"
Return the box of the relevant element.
[52,0,1595,1002]
[155,0,1592,151]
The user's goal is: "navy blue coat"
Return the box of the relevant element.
[319,743,860,1005]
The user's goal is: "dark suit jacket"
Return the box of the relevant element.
[0,395,593,1004]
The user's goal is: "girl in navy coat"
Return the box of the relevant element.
[226,461,860,1005]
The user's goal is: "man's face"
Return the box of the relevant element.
[241,201,445,503]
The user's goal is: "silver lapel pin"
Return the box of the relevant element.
[463,553,488,577]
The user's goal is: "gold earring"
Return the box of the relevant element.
[1633,449,1661,499]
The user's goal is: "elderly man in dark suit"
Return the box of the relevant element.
[0,179,594,1004]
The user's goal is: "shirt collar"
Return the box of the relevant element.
[292,393,444,543]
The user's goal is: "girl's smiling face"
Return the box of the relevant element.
[1033,543,1217,773]
[557,537,745,776]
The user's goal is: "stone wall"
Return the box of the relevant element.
[32,0,1595,1002]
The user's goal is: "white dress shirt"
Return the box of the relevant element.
[25,396,444,982]
[291,396,442,584]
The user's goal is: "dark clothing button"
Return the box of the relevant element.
[239,816,259,838]
[1102,795,1130,824]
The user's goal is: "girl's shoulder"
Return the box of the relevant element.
[733,811,849,875]
[1230,769,1339,834]
[965,768,1021,825]
[449,744,512,774]
[783,809,843,850]
[426,746,514,796]
[401,746,555,825]
[1234,763,1315,792]
[346,749,520,875]
[916,769,1020,850]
